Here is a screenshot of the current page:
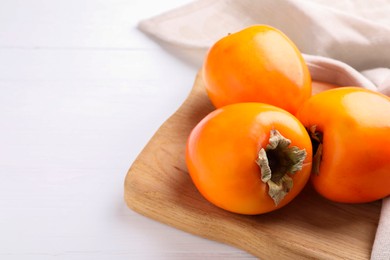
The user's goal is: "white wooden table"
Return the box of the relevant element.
[0,1,255,259]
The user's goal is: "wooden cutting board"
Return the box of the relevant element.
[124,71,381,259]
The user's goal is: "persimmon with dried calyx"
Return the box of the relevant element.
[296,87,390,203]
[186,103,313,215]
[202,25,311,115]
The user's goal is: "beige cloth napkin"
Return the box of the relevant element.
[138,0,390,259]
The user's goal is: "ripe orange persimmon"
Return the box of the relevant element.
[296,87,390,203]
[203,25,311,114]
[186,103,313,215]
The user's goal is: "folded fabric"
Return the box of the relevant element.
[138,0,390,259]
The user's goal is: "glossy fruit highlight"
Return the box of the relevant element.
[186,103,313,214]
[297,87,390,203]
[203,25,311,114]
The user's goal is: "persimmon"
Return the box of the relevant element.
[202,25,311,114]
[296,87,390,203]
[186,103,312,215]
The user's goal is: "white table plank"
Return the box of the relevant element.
[0,0,255,259]
[0,0,184,49]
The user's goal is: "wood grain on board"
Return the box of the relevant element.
[124,72,381,259]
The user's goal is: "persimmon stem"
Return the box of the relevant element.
[256,129,307,206]
[309,125,323,175]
